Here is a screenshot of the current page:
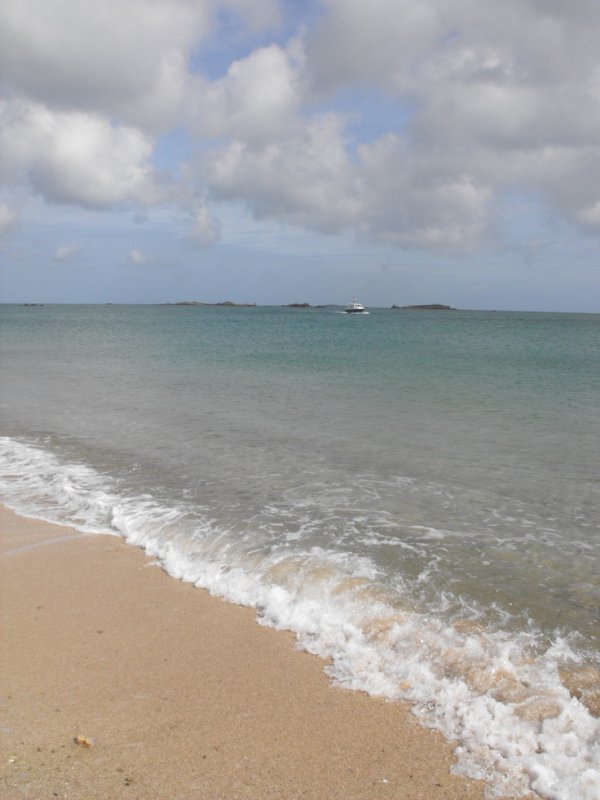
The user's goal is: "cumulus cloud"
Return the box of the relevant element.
[53,242,79,262]
[305,0,442,96]
[186,199,221,247]
[0,0,280,130]
[125,249,152,265]
[1,0,600,252]
[0,0,203,131]
[222,0,280,32]
[190,44,302,143]
[0,99,168,208]
[0,203,19,239]
[300,0,600,240]
[199,0,600,247]
[355,135,491,248]
[207,113,363,232]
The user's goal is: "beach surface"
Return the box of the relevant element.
[0,504,488,800]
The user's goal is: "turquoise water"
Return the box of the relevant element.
[1,304,599,798]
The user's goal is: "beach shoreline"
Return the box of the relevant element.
[0,503,489,800]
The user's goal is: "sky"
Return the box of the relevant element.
[0,0,599,311]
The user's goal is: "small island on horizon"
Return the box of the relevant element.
[168,300,257,307]
[392,304,456,310]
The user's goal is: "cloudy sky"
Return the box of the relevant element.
[1,0,599,310]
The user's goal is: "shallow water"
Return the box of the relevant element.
[1,304,599,798]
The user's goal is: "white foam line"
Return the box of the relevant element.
[1,436,599,800]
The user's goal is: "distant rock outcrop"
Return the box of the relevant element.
[284,303,311,308]
[214,301,256,307]
[171,300,256,307]
[173,301,203,305]
[392,304,456,310]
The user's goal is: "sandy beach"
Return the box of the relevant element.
[0,504,491,800]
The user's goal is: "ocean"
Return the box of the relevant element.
[1,303,598,798]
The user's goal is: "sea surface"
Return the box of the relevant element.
[1,303,599,798]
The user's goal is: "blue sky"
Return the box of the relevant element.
[1,0,599,310]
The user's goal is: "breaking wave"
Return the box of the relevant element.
[1,436,598,799]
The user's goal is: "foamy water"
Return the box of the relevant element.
[1,436,599,799]
[1,304,599,798]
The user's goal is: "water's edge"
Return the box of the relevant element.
[2,437,598,800]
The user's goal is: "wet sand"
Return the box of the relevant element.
[0,505,486,799]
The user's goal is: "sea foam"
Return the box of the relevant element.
[1,436,598,799]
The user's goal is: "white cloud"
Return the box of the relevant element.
[0,0,280,132]
[53,242,79,262]
[356,135,491,249]
[0,99,168,209]
[0,203,19,238]
[307,0,600,97]
[221,0,280,32]
[578,200,600,229]
[186,199,221,247]
[0,0,206,132]
[126,249,152,265]
[305,0,442,95]
[1,0,600,255]
[197,0,600,247]
[207,114,364,233]
[190,44,301,143]
[299,0,600,240]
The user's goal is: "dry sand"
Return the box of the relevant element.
[0,505,487,800]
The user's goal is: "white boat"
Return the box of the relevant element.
[344,298,369,314]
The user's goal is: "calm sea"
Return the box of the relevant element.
[1,304,599,798]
